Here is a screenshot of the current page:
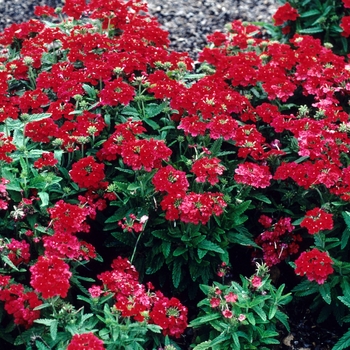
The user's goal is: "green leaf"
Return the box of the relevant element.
[250,193,271,204]
[299,9,321,17]
[190,313,221,327]
[145,102,167,118]
[28,113,52,123]
[341,228,350,250]
[82,83,96,98]
[197,248,207,259]
[274,310,290,332]
[268,305,278,320]
[333,329,350,350]
[1,255,19,271]
[34,318,57,327]
[38,191,49,207]
[50,320,58,341]
[193,341,212,350]
[298,27,324,34]
[210,138,223,155]
[143,118,160,130]
[161,241,171,258]
[197,240,224,254]
[173,246,187,257]
[343,212,350,229]
[252,306,266,321]
[121,106,140,117]
[172,259,182,288]
[338,296,350,309]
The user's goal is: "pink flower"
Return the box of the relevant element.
[222,309,233,318]
[224,292,238,303]
[251,276,262,289]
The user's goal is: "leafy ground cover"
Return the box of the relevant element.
[0,0,350,349]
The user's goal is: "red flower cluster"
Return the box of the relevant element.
[234,162,272,188]
[33,152,58,169]
[0,133,16,163]
[30,255,72,299]
[300,207,334,235]
[6,239,31,266]
[152,165,189,193]
[48,200,90,235]
[67,332,105,350]
[191,157,225,185]
[161,191,227,225]
[255,215,302,266]
[295,248,334,284]
[0,280,42,329]
[90,257,188,337]
[273,2,299,26]
[70,156,105,190]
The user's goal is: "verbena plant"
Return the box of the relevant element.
[0,0,350,349]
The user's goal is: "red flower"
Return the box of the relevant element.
[234,162,272,188]
[6,239,31,266]
[99,78,135,106]
[34,5,57,17]
[121,138,172,171]
[150,296,188,338]
[273,2,299,26]
[0,133,16,163]
[1,284,42,329]
[67,333,105,350]
[343,0,350,8]
[48,200,90,235]
[191,157,225,185]
[340,16,350,37]
[62,0,86,20]
[30,255,72,299]
[210,297,221,308]
[25,118,58,143]
[152,165,189,194]
[295,249,334,284]
[34,152,58,169]
[70,156,105,190]
[177,115,207,137]
[43,232,96,261]
[300,207,333,234]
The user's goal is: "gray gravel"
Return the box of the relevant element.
[0,0,277,59]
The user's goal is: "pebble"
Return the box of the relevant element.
[0,0,278,59]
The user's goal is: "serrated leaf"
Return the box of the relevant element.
[210,138,223,155]
[190,313,221,327]
[250,193,271,204]
[173,246,187,256]
[298,27,324,34]
[143,118,160,130]
[34,318,57,327]
[161,241,171,258]
[145,102,167,118]
[253,305,267,321]
[50,320,58,341]
[197,240,224,254]
[333,329,350,350]
[172,259,182,288]
[38,191,49,207]
[299,9,321,17]
[193,341,212,350]
[274,310,290,332]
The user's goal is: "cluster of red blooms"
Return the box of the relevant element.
[0,276,42,329]
[67,332,105,350]
[300,207,334,235]
[69,156,106,190]
[89,257,188,338]
[152,165,227,224]
[295,248,334,284]
[255,215,302,266]
[272,2,299,26]
[5,239,31,266]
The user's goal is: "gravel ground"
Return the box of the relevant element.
[0,0,278,59]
